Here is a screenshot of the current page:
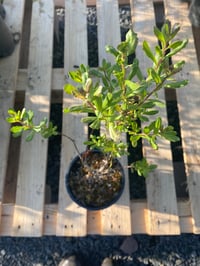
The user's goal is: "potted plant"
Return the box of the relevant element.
[6,21,188,210]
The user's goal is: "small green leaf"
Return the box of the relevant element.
[165,79,188,89]
[127,58,139,80]
[26,131,35,142]
[6,117,16,123]
[117,29,138,56]
[68,70,82,83]
[89,68,103,78]
[155,117,162,129]
[93,85,102,96]
[143,41,156,63]
[27,110,34,121]
[89,118,101,129]
[106,45,119,57]
[150,137,158,150]
[20,108,26,120]
[154,26,165,46]
[143,126,150,134]
[108,122,119,141]
[83,78,92,92]
[10,126,23,134]
[143,110,159,116]
[7,108,16,115]
[148,68,162,83]
[125,80,140,91]
[64,84,76,95]
[166,39,188,58]
[82,116,96,124]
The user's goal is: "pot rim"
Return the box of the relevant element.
[65,150,125,210]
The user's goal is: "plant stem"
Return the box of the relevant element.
[60,133,83,161]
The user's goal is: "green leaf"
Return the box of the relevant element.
[93,85,102,96]
[161,126,180,142]
[150,99,165,108]
[93,97,102,112]
[155,117,162,129]
[169,23,181,41]
[143,41,156,63]
[70,105,93,113]
[143,110,159,116]
[7,108,16,116]
[89,118,101,129]
[165,79,188,89]
[125,80,140,91]
[20,108,26,120]
[132,158,157,178]
[139,115,149,122]
[105,45,119,57]
[169,40,184,50]
[89,68,103,78]
[81,116,97,124]
[154,26,165,46]
[173,60,185,70]
[108,122,119,141]
[155,45,162,57]
[68,70,82,83]
[148,68,162,83]
[27,110,34,121]
[83,78,92,92]
[130,135,141,147]
[25,131,35,142]
[150,137,158,150]
[161,21,170,41]
[64,84,76,94]
[166,39,188,58]
[143,126,150,134]
[127,58,139,80]
[79,64,87,73]
[10,126,23,134]
[117,29,138,56]
[141,101,156,109]
[6,117,16,123]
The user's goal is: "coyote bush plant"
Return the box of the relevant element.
[7,21,188,177]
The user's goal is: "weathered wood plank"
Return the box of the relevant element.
[0,0,25,222]
[17,68,65,92]
[96,0,132,235]
[132,0,180,235]
[0,200,193,235]
[12,0,54,236]
[165,0,200,234]
[54,0,131,7]
[56,0,88,237]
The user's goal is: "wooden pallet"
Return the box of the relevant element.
[0,0,200,237]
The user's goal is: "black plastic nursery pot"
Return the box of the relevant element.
[0,5,15,58]
[65,150,125,210]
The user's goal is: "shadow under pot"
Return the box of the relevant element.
[65,150,125,210]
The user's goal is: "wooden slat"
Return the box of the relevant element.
[165,0,200,234]
[17,68,65,92]
[96,0,132,235]
[97,0,121,64]
[54,0,131,7]
[56,0,88,237]
[12,0,54,236]
[0,200,193,235]
[87,0,131,5]
[131,199,193,234]
[132,0,180,235]
[0,0,25,221]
